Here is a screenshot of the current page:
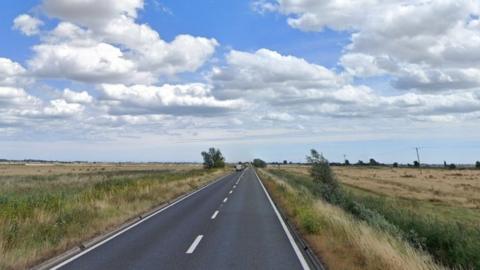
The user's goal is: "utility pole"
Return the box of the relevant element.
[415,147,422,174]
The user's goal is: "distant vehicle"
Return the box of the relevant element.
[235,164,243,171]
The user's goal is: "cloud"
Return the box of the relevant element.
[62,89,93,104]
[251,0,278,14]
[210,48,344,100]
[258,0,480,92]
[13,14,43,36]
[0,58,30,87]
[98,83,246,116]
[42,99,85,117]
[3,0,480,146]
[33,0,217,83]
[0,86,88,134]
[209,48,480,122]
[28,39,153,84]
[0,87,40,108]
[261,112,295,122]
[42,0,143,29]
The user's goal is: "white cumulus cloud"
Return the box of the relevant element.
[13,14,43,36]
[32,0,218,83]
[258,0,480,92]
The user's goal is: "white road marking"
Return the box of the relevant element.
[233,185,236,189]
[186,235,203,254]
[253,169,311,270]
[211,210,219,219]
[49,173,232,270]
[229,190,233,194]
[223,197,228,203]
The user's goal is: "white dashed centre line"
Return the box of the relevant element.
[229,190,233,194]
[186,235,203,254]
[233,185,236,189]
[223,197,228,203]
[211,210,219,220]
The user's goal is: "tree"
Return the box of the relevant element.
[413,160,420,168]
[344,159,350,166]
[476,161,480,169]
[252,158,267,168]
[356,160,365,166]
[369,158,379,166]
[201,148,225,169]
[393,162,399,168]
[448,163,456,170]
[306,149,341,203]
[283,160,288,165]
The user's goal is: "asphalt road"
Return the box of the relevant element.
[53,167,310,270]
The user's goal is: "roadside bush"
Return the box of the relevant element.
[306,149,342,204]
[476,161,480,169]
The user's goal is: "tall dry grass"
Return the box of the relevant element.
[0,167,227,270]
[258,169,445,270]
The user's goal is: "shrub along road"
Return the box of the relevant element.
[50,168,311,270]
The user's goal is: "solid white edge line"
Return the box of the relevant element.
[253,168,311,270]
[186,235,203,254]
[50,173,232,270]
[211,210,219,220]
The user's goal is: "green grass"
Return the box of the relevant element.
[343,184,480,227]
[267,168,480,270]
[259,169,443,270]
[0,168,224,269]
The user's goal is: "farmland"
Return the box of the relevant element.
[0,163,227,269]
[262,165,480,269]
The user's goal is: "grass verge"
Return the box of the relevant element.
[258,168,445,270]
[267,168,480,269]
[0,168,227,270]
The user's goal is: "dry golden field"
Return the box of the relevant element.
[266,165,480,269]
[258,168,444,270]
[0,163,200,176]
[274,165,480,209]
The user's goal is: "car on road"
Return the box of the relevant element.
[235,164,243,171]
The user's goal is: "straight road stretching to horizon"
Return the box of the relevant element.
[52,167,311,270]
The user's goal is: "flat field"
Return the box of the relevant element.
[0,163,201,176]
[266,165,480,269]
[0,163,226,270]
[278,165,480,203]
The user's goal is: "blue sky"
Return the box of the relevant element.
[1,0,480,163]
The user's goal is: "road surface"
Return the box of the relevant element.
[53,167,310,270]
